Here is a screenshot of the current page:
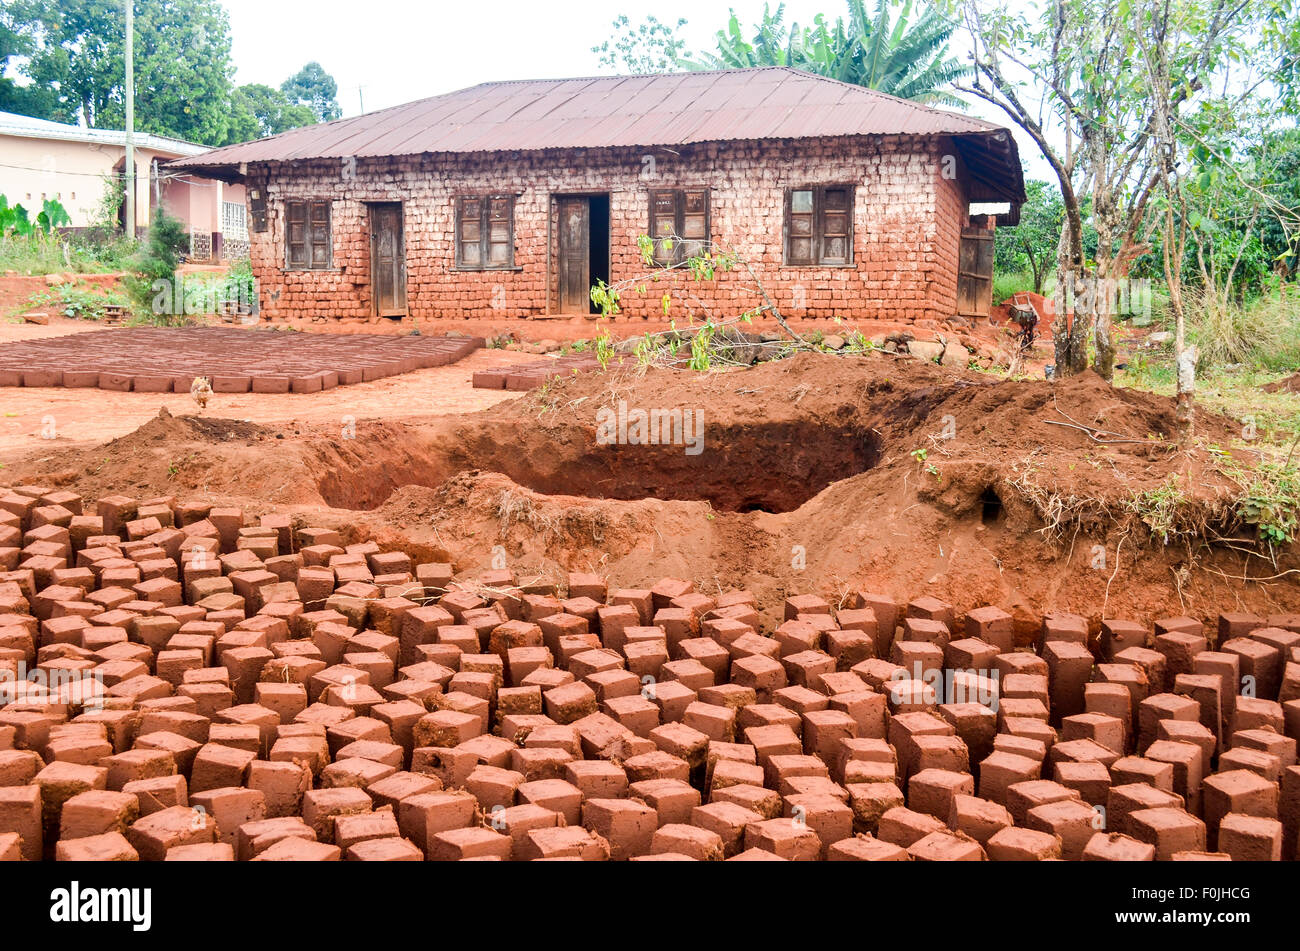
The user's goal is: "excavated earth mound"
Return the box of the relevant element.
[10,352,1297,636]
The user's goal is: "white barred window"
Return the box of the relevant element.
[222,201,248,242]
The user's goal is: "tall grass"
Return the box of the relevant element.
[1189,286,1300,371]
[0,231,138,275]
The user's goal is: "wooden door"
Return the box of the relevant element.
[370,203,406,317]
[557,197,591,314]
[957,226,995,318]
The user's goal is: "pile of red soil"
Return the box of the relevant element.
[7,352,1295,630]
[1263,373,1300,394]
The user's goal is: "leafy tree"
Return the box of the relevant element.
[957,0,1260,380]
[681,0,970,107]
[1257,127,1300,278]
[16,0,240,145]
[994,180,1065,294]
[1266,0,1300,112]
[281,61,341,122]
[0,2,59,118]
[593,15,689,74]
[228,83,315,141]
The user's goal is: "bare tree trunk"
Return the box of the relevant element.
[1093,273,1116,380]
[1052,228,1072,374]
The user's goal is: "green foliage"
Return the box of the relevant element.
[228,83,317,141]
[0,193,68,237]
[123,209,188,320]
[593,15,689,73]
[0,194,32,237]
[27,282,128,320]
[594,331,615,370]
[1230,459,1300,545]
[682,0,970,107]
[36,197,70,232]
[992,270,1029,305]
[4,4,340,146]
[225,257,254,307]
[994,180,1064,294]
[281,62,341,122]
[1264,0,1300,113]
[594,235,742,323]
[94,173,125,233]
[1124,476,1192,544]
[688,320,719,371]
[12,0,242,145]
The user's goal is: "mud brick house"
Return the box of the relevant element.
[170,67,1024,325]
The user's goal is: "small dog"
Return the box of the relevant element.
[190,376,213,410]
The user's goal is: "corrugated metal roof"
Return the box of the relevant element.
[0,110,209,156]
[170,67,1009,166]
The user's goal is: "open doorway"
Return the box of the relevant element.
[555,193,610,315]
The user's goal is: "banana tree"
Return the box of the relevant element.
[683,0,969,107]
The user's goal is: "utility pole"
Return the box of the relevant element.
[358,85,365,115]
[124,0,136,240]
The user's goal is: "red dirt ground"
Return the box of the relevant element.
[5,349,1295,641]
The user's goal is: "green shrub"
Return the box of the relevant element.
[123,210,189,323]
[26,284,130,321]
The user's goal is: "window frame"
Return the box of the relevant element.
[284,199,333,270]
[455,194,517,271]
[647,188,711,266]
[783,185,856,267]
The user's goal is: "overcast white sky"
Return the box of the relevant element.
[224,0,854,114]
[220,0,1051,178]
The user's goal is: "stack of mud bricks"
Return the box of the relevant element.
[0,480,1297,861]
[0,328,483,393]
[472,355,601,392]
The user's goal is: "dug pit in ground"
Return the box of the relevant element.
[6,351,1298,632]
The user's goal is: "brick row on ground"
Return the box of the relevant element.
[0,483,1299,860]
[0,328,484,393]
[473,355,600,392]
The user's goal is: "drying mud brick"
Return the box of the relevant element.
[0,491,1295,864]
[0,328,482,393]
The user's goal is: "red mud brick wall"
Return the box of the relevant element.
[246,135,975,325]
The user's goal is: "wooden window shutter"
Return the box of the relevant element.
[249,193,268,233]
[285,199,331,269]
[457,195,514,270]
[487,196,513,267]
[786,186,854,266]
[681,189,709,259]
[650,190,679,265]
[820,187,851,265]
[648,189,710,265]
[787,189,815,265]
[286,200,307,268]
[458,197,482,267]
[308,201,331,268]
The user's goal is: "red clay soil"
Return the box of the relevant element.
[0,273,124,317]
[1263,373,1300,394]
[7,350,1295,639]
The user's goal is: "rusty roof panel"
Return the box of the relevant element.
[172,67,1009,169]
